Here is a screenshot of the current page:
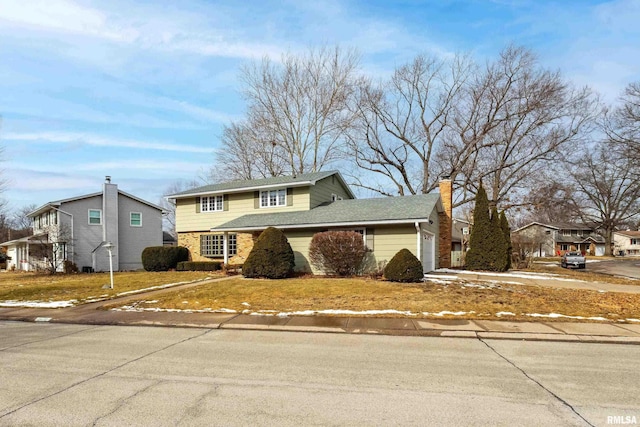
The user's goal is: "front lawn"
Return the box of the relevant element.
[0,271,220,306]
[107,276,640,322]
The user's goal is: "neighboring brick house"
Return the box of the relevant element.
[168,171,452,273]
[512,222,605,257]
[613,230,640,256]
[0,177,163,272]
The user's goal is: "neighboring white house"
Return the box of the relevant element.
[0,177,164,272]
[613,230,640,256]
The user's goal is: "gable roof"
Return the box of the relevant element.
[168,170,355,199]
[211,193,443,231]
[513,221,594,233]
[615,230,640,238]
[28,189,164,218]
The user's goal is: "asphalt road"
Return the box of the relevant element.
[587,258,640,279]
[1,322,639,426]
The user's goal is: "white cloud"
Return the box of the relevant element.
[4,132,212,154]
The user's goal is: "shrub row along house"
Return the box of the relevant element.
[169,171,454,273]
[0,177,163,272]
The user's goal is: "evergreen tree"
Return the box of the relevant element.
[243,227,295,279]
[500,211,512,270]
[488,207,508,272]
[465,183,491,270]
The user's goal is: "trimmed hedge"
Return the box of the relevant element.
[243,227,294,279]
[176,261,222,271]
[141,246,189,271]
[384,248,424,282]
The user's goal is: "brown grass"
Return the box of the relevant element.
[113,276,640,322]
[0,271,220,303]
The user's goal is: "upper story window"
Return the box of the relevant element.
[50,211,57,225]
[42,213,49,226]
[201,195,223,212]
[562,230,570,236]
[130,212,142,227]
[260,189,286,208]
[632,239,639,246]
[88,209,102,225]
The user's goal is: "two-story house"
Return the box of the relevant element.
[0,177,163,272]
[613,230,640,256]
[169,171,452,273]
[512,222,605,257]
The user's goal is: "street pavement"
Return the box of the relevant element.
[587,258,640,280]
[1,321,639,426]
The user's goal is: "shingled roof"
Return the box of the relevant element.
[169,170,355,199]
[211,193,442,231]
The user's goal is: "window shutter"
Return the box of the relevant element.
[254,191,260,209]
[223,194,229,211]
[287,188,293,206]
[365,228,374,251]
[195,197,201,213]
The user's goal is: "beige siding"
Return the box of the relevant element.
[369,225,417,268]
[309,176,353,208]
[283,230,315,273]
[175,186,311,233]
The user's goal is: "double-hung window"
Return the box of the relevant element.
[260,189,286,208]
[200,234,237,257]
[201,195,223,212]
[89,209,102,225]
[130,212,142,227]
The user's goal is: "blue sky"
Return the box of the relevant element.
[1,0,639,211]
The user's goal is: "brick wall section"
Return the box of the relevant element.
[438,179,452,268]
[177,231,257,264]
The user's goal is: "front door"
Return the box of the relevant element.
[421,229,435,273]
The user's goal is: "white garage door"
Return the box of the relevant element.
[421,229,435,273]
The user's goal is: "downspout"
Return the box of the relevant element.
[415,222,422,263]
[50,207,74,264]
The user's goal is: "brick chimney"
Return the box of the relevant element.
[438,177,452,269]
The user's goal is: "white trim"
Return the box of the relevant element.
[130,212,142,227]
[88,209,102,225]
[259,189,287,208]
[201,195,224,212]
[211,218,431,232]
[223,232,229,264]
[170,181,311,200]
[415,222,421,263]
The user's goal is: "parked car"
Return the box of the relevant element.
[561,251,586,269]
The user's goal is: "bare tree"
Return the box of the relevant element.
[231,46,361,175]
[565,144,640,256]
[347,54,473,195]
[160,180,204,238]
[348,46,598,210]
[442,46,599,209]
[29,223,74,274]
[211,121,287,181]
[605,81,640,164]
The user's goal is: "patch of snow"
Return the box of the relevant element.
[269,309,417,317]
[112,306,237,314]
[526,313,609,321]
[496,312,515,317]
[241,302,251,306]
[424,310,473,317]
[424,274,459,280]
[626,318,640,323]
[423,278,456,284]
[0,300,77,308]
[434,268,585,282]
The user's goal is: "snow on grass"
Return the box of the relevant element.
[526,313,609,321]
[496,312,516,317]
[0,300,77,308]
[433,269,586,282]
[111,305,238,314]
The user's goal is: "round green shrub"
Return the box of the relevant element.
[243,227,295,279]
[141,246,189,271]
[384,248,423,282]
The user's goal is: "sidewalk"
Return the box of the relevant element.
[2,305,639,345]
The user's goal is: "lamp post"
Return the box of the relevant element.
[103,241,115,289]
